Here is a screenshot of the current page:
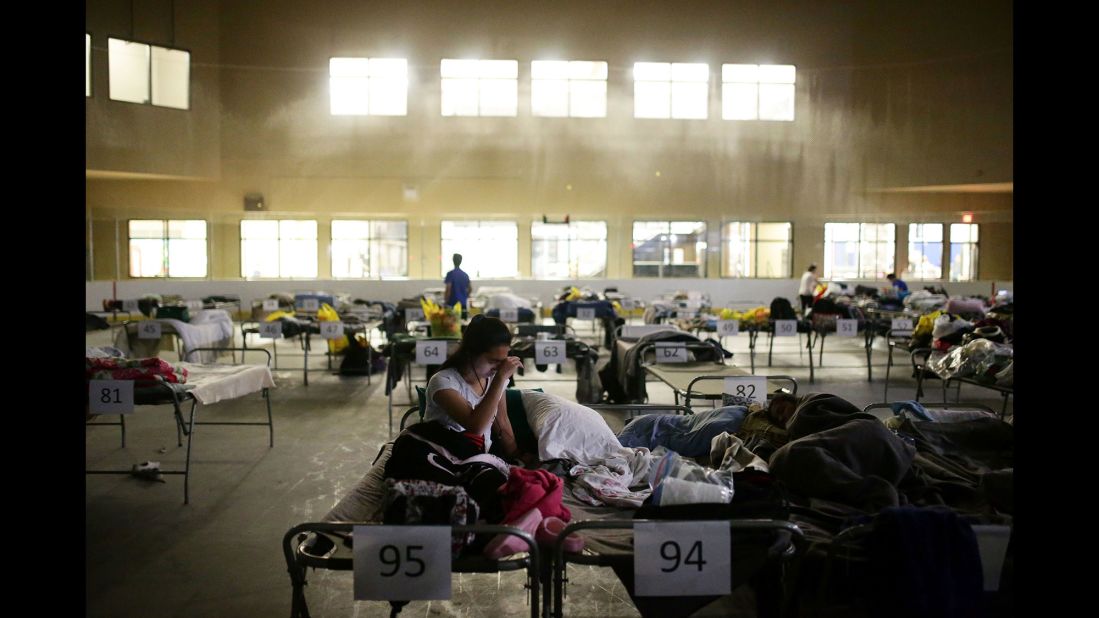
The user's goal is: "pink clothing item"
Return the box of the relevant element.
[499,467,571,524]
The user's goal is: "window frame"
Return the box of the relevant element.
[530,60,609,118]
[329,219,410,279]
[721,63,796,121]
[239,219,319,280]
[631,220,709,278]
[720,221,793,278]
[327,57,409,116]
[530,220,609,279]
[107,36,191,110]
[127,219,209,279]
[948,223,980,282]
[823,222,896,280]
[907,223,945,281]
[632,62,710,120]
[440,220,520,278]
[440,58,519,117]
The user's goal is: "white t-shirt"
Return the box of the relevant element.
[423,367,498,452]
[798,271,819,296]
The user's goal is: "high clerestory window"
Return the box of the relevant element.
[128,220,207,278]
[530,60,608,117]
[108,37,189,109]
[722,64,795,121]
[633,62,709,119]
[328,57,408,115]
[441,59,518,117]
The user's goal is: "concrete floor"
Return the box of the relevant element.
[86,321,1012,617]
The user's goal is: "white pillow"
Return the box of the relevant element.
[521,391,626,463]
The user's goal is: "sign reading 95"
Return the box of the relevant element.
[353,525,451,601]
[634,521,731,596]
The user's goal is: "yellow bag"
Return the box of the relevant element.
[913,310,942,339]
[317,303,348,353]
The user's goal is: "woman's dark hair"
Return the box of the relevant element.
[439,314,512,373]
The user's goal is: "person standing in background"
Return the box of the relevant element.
[798,264,819,314]
[445,253,473,316]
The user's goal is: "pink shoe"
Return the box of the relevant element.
[483,507,542,559]
[536,516,585,553]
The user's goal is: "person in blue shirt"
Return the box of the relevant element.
[444,253,472,315]
[886,273,909,293]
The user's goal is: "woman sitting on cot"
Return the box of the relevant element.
[424,314,534,464]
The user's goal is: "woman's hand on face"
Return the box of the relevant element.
[496,356,523,380]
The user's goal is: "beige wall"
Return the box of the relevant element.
[86,0,1012,282]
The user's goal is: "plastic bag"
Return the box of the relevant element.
[317,303,348,354]
[928,338,1013,381]
[646,447,733,506]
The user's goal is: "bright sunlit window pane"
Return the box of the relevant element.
[86,34,92,97]
[151,46,189,109]
[908,223,944,280]
[634,62,709,119]
[441,221,518,278]
[330,57,407,116]
[949,224,979,281]
[108,38,150,104]
[331,220,408,278]
[532,60,608,118]
[241,220,317,279]
[632,221,707,277]
[825,223,893,279]
[531,221,607,278]
[441,59,517,117]
[723,63,796,121]
[722,222,792,278]
[129,219,207,278]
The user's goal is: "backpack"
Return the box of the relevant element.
[770,297,797,320]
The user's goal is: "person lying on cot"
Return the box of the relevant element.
[424,314,536,465]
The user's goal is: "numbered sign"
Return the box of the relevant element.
[353,525,451,601]
[185,300,204,311]
[320,321,344,339]
[622,325,675,338]
[717,320,739,337]
[405,307,425,322]
[774,319,797,337]
[499,308,519,323]
[302,298,320,312]
[89,380,135,414]
[535,340,566,364]
[654,342,688,363]
[122,299,139,312]
[723,376,767,404]
[576,307,597,321]
[416,340,447,365]
[259,322,282,339]
[263,298,279,311]
[634,521,730,597]
[891,318,914,334]
[137,321,162,339]
[836,319,858,337]
[686,291,703,300]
